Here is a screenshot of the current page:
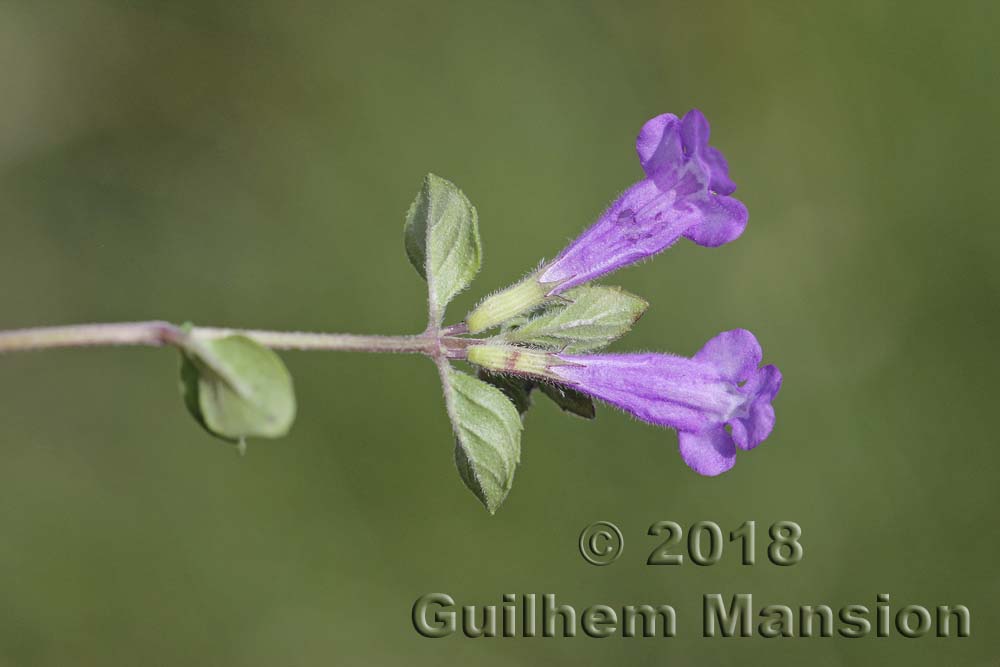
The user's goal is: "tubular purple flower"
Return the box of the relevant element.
[467,329,781,476]
[539,109,748,293]
[464,109,748,334]
[552,329,780,475]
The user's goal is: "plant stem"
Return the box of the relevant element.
[0,322,185,352]
[0,322,442,356]
[195,327,437,354]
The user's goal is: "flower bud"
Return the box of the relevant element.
[465,274,550,334]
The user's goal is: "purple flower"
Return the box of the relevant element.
[539,109,748,294]
[551,329,781,475]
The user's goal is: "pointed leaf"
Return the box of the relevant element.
[441,366,522,514]
[403,174,481,320]
[499,285,648,352]
[179,335,296,443]
[477,367,595,421]
[477,368,534,416]
[539,382,596,419]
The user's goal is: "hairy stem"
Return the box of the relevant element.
[0,322,185,352]
[0,322,446,356]
[195,327,437,354]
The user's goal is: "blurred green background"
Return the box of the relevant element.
[1,1,998,664]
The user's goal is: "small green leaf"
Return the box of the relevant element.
[179,335,296,444]
[180,354,212,433]
[442,366,522,514]
[539,382,596,419]
[477,368,534,416]
[499,285,648,352]
[476,368,595,421]
[403,174,481,321]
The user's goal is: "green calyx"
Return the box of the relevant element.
[468,344,561,381]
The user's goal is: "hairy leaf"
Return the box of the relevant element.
[539,382,596,419]
[403,174,481,321]
[500,285,648,352]
[179,335,296,445]
[477,368,534,416]
[442,367,522,514]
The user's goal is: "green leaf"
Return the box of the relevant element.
[179,335,296,444]
[180,355,213,434]
[442,366,522,514]
[539,382,596,419]
[403,173,481,320]
[477,368,534,416]
[499,285,648,353]
[476,368,595,421]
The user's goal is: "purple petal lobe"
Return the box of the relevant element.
[730,402,775,450]
[636,114,681,177]
[683,194,748,247]
[730,365,782,450]
[680,109,737,196]
[680,109,710,157]
[694,329,762,382]
[703,146,736,195]
[745,364,783,403]
[678,427,736,476]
